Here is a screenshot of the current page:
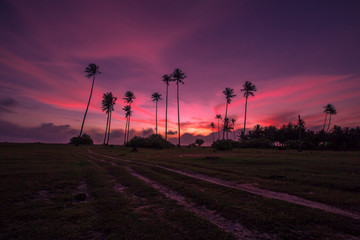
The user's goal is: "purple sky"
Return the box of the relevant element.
[1,0,360,144]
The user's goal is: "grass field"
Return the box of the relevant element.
[1,143,359,239]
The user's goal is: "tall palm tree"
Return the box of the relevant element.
[123,105,132,145]
[101,92,112,144]
[222,88,236,139]
[123,91,135,143]
[231,118,236,140]
[325,104,337,132]
[172,68,186,147]
[79,63,101,137]
[151,92,162,135]
[210,122,216,143]
[241,81,257,134]
[215,114,222,140]
[162,74,173,140]
[106,94,117,145]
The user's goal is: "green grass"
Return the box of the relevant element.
[1,143,360,239]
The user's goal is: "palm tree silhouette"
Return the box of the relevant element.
[215,114,222,140]
[101,92,115,144]
[162,74,173,140]
[106,93,117,145]
[151,92,162,135]
[223,117,233,139]
[210,122,216,143]
[79,63,101,137]
[241,81,257,134]
[231,118,236,140]
[172,68,187,147]
[123,91,135,144]
[123,105,132,145]
[222,88,236,139]
[324,104,337,132]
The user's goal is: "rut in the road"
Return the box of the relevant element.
[88,149,360,221]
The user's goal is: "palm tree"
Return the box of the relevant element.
[106,94,117,145]
[210,122,216,143]
[123,105,132,145]
[231,118,236,140]
[223,117,233,139]
[215,114,222,140]
[101,92,112,144]
[241,81,257,134]
[222,88,236,139]
[162,74,173,140]
[151,92,162,135]
[172,68,187,147]
[123,91,135,143]
[324,104,337,132]
[79,63,101,137]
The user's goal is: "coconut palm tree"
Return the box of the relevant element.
[215,114,222,140]
[241,81,257,134]
[222,88,236,139]
[123,105,132,145]
[123,91,135,143]
[162,74,173,140]
[151,92,162,135]
[172,68,187,147]
[223,117,233,139]
[106,94,117,145]
[101,92,112,144]
[325,104,337,132]
[210,122,216,143]
[231,118,236,140]
[79,63,101,137]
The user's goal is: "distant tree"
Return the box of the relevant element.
[222,88,236,139]
[101,92,117,145]
[297,115,305,151]
[123,105,132,145]
[151,92,162,135]
[231,118,236,140]
[172,68,187,147]
[324,104,337,132]
[195,139,204,147]
[162,74,174,140]
[210,122,216,143]
[215,114,222,140]
[222,117,233,139]
[241,81,256,134]
[123,91,135,144]
[79,63,101,137]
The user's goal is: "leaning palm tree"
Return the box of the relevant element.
[151,92,162,135]
[210,122,216,143]
[222,88,236,139]
[241,81,257,134]
[215,114,222,140]
[123,91,135,143]
[162,74,174,140]
[325,104,337,132]
[106,94,117,145]
[231,118,236,140]
[123,105,132,145]
[79,63,101,137]
[172,68,187,147]
[101,92,112,144]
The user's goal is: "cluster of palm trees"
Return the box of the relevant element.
[210,81,257,142]
[323,104,337,132]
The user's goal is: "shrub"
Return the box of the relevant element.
[69,134,93,145]
[211,139,233,150]
[128,134,174,149]
[195,139,204,147]
[236,138,273,148]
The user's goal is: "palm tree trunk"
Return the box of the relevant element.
[106,110,112,145]
[243,96,248,134]
[327,114,332,132]
[177,83,180,147]
[223,102,228,139]
[127,116,131,143]
[323,113,328,131]
[124,117,128,145]
[217,119,220,140]
[165,84,168,140]
[156,101,158,135]
[79,75,95,137]
[103,111,109,144]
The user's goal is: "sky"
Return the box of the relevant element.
[1,0,360,145]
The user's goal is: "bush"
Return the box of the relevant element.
[237,137,273,148]
[69,134,93,145]
[195,139,204,147]
[211,139,233,150]
[128,134,174,149]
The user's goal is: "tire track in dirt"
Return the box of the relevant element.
[88,149,360,221]
[125,166,272,240]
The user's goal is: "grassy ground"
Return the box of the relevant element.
[1,143,359,239]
